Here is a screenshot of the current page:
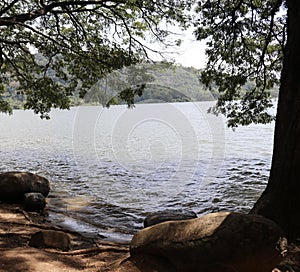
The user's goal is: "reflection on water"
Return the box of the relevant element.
[0,102,275,242]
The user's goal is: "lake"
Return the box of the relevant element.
[0,101,275,242]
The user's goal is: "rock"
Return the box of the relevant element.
[131,212,287,272]
[0,172,50,202]
[23,192,46,212]
[29,230,70,251]
[144,209,197,227]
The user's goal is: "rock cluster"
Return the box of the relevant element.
[0,171,50,212]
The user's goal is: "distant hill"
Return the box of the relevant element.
[3,59,279,109]
[84,62,278,105]
[83,63,217,105]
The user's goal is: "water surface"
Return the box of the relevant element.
[0,102,275,242]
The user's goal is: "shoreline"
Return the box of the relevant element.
[0,202,135,272]
[46,193,136,244]
[1,202,299,272]
[47,208,133,244]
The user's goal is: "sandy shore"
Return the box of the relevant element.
[0,203,140,272]
[0,203,299,272]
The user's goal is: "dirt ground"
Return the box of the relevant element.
[0,203,137,272]
[0,203,299,272]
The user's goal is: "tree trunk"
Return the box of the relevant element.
[250,0,300,240]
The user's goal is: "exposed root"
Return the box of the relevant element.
[44,245,129,255]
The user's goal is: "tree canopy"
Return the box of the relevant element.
[194,0,300,239]
[0,0,192,118]
[194,0,286,127]
[0,0,285,124]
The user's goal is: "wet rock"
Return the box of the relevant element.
[144,209,197,227]
[23,192,46,212]
[131,212,287,272]
[29,230,70,251]
[0,172,50,202]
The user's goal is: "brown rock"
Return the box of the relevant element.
[130,212,287,272]
[29,230,70,251]
[144,209,197,227]
[23,192,46,212]
[0,172,50,202]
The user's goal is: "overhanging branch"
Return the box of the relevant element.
[0,0,110,26]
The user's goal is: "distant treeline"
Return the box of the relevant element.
[4,56,279,109]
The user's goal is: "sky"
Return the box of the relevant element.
[173,28,207,69]
[148,26,208,70]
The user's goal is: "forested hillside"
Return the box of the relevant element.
[3,59,278,109]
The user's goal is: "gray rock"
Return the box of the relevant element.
[23,192,46,212]
[144,209,197,227]
[29,230,70,251]
[131,212,287,272]
[0,172,50,202]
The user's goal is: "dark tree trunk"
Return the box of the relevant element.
[251,0,300,239]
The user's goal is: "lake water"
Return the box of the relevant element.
[0,101,275,242]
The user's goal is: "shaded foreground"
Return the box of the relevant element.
[0,203,299,272]
[0,203,131,272]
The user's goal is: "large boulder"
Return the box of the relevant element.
[131,212,287,272]
[29,230,70,251]
[144,209,197,227]
[23,192,46,212]
[0,172,50,202]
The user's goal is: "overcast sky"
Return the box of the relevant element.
[174,28,207,69]
[148,26,207,69]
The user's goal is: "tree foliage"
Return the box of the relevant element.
[0,0,192,118]
[194,0,286,127]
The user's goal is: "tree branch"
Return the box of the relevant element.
[0,0,21,17]
[0,1,109,26]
